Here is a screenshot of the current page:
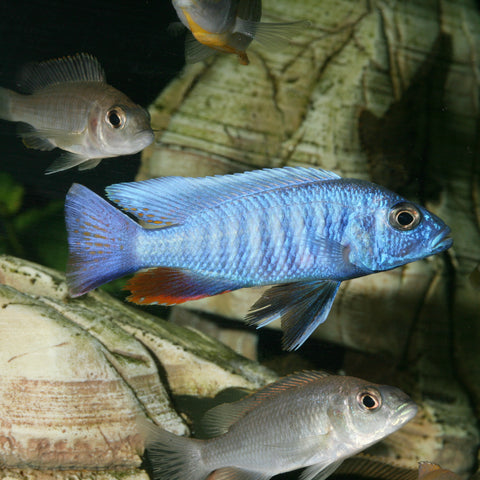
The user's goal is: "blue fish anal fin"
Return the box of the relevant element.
[246,280,341,351]
[126,267,242,305]
[65,184,141,297]
[105,167,341,226]
[212,467,271,480]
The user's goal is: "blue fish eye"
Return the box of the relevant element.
[388,202,422,231]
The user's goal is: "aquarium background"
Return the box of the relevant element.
[0,0,479,475]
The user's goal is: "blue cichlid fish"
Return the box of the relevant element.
[171,0,308,64]
[0,54,154,174]
[65,167,452,350]
[142,371,418,480]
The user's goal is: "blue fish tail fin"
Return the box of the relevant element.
[141,422,209,480]
[65,183,141,297]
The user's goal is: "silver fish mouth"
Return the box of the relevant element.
[393,401,418,425]
[431,228,453,253]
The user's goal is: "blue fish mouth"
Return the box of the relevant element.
[431,228,453,253]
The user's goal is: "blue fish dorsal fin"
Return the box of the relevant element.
[105,167,341,226]
[18,53,106,93]
[201,370,330,437]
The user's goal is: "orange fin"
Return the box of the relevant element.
[125,267,240,305]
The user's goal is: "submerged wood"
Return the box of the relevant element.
[140,0,480,475]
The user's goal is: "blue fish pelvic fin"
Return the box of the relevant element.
[65,183,141,297]
[246,280,341,351]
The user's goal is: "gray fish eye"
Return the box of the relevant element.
[357,390,382,411]
[388,202,422,231]
[106,107,126,129]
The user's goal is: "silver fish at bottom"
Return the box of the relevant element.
[0,53,154,174]
[143,371,418,480]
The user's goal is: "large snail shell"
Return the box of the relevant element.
[0,255,275,473]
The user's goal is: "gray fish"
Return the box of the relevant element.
[144,371,418,480]
[0,54,154,174]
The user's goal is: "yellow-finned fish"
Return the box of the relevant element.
[172,0,308,64]
[0,54,154,174]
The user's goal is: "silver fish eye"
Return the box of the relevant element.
[388,202,422,231]
[357,389,382,411]
[106,107,126,129]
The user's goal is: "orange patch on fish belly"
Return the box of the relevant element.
[182,8,248,62]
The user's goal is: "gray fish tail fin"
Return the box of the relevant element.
[65,183,142,297]
[0,87,14,121]
[144,426,209,480]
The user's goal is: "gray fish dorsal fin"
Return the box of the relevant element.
[105,167,341,226]
[18,53,105,93]
[201,371,330,437]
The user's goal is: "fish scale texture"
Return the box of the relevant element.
[136,180,373,283]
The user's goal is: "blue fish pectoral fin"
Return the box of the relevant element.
[45,152,92,175]
[126,268,243,305]
[246,280,341,351]
[184,32,218,63]
[300,459,343,480]
[212,467,271,480]
[202,371,331,438]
